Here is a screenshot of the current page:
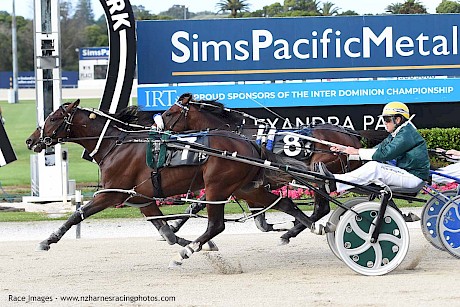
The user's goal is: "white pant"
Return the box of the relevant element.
[334,161,423,192]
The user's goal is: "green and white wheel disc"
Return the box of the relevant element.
[326,197,368,260]
[335,202,409,276]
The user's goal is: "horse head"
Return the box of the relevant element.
[26,99,80,152]
[25,127,45,152]
[161,93,193,131]
[161,93,246,132]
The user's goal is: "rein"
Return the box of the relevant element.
[189,101,262,124]
[40,105,151,147]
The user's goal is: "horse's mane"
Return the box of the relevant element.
[310,123,388,148]
[190,100,245,124]
[113,106,153,128]
[357,129,389,148]
[309,123,360,136]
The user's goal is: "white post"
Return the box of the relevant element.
[23,0,68,203]
[75,190,82,239]
[11,0,19,104]
[61,149,68,204]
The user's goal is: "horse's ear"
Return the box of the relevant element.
[67,99,80,111]
[178,93,192,105]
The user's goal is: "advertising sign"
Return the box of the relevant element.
[79,47,110,60]
[137,14,460,84]
[138,77,459,111]
[0,71,78,88]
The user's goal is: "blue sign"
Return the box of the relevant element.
[79,47,110,60]
[137,14,460,84]
[138,77,460,111]
[0,71,78,89]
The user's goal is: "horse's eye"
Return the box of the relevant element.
[165,112,171,117]
[50,118,55,122]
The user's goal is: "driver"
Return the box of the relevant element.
[315,101,430,193]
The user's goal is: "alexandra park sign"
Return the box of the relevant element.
[137,14,460,84]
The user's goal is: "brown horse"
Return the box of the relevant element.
[160,93,387,243]
[25,100,316,266]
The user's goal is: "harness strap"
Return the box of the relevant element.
[240,196,283,222]
[179,196,232,205]
[93,188,137,197]
[151,171,165,198]
[89,119,111,157]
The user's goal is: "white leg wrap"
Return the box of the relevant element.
[310,223,326,235]
[272,221,295,231]
[189,242,201,252]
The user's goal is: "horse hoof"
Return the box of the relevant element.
[168,260,182,268]
[36,243,50,251]
[403,212,421,222]
[202,240,219,252]
[278,238,290,245]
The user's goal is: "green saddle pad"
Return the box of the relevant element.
[146,130,169,169]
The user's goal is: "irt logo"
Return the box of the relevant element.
[141,90,178,108]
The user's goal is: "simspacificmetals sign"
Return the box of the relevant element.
[137,14,460,84]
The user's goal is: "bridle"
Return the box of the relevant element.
[41,104,78,146]
[165,101,190,130]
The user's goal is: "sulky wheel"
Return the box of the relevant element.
[335,201,409,276]
[437,196,460,259]
[327,197,369,260]
[421,190,458,250]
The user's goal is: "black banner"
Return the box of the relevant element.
[0,121,17,167]
[83,1,137,161]
[237,102,460,131]
[98,0,137,113]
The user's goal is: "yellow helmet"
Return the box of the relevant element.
[381,101,410,120]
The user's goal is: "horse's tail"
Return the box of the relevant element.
[260,147,310,186]
[357,129,389,148]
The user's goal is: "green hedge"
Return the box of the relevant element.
[418,127,460,150]
[418,127,460,168]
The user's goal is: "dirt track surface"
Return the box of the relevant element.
[0,216,459,307]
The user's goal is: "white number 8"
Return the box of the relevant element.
[283,135,301,157]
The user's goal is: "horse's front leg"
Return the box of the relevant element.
[170,203,225,267]
[36,193,124,251]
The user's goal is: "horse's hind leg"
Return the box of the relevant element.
[253,212,274,232]
[36,194,122,251]
[235,187,313,232]
[141,204,193,248]
[279,224,307,245]
[279,192,331,244]
[170,203,226,267]
[148,219,192,247]
[169,195,207,233]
